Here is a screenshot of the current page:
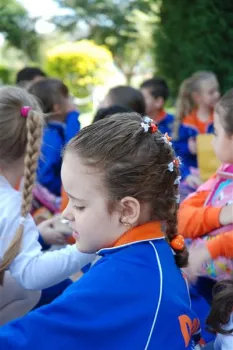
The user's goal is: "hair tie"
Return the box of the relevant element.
[173,157,181,168]
[21,106,32,118]
[174,176,181,185]
[141,116,158,134]
[170,235,185,251]
[163,132,172,146]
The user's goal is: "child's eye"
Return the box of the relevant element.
[73,206,85,211]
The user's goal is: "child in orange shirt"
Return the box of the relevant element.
[178,89,233,344]
[178,89,233,281]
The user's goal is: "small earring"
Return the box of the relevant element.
[120,219,132,228]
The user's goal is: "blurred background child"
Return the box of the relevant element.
[101,85,145,115]
[140,77,174,135]
[29,78,80,197]
[174,71,220,184]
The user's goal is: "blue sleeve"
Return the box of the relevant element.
[37,129,63,196]
[173,124,198,179]
[173,124,196,159]
[0,258,160,350]
[38,234,51,251]
[65,110,80,143]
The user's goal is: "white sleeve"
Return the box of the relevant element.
[9,215,94,290]
[214,314,233,350]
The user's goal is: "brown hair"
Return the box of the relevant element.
[215,89,233,136]
[174,71,217,138]
[206,280,233,334]
[28,78,69,114]
[0,86,43,284]
[104,86,146,115]
[65,113,188,268]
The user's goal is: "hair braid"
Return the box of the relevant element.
[166,204,189,268]
[0,110,43,285]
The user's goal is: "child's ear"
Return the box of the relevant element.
[119,196,140,226]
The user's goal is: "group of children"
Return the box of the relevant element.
[0,66,232,349]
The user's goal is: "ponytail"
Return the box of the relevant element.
[0,110,43,284]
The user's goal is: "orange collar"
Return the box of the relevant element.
[183,109,213,133]
[113,222,164,248]
[153,109,167,123]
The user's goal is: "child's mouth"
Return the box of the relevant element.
[72,231,80,240]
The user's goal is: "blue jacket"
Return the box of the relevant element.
[37,111,80,196]
[157,112,174,136]
[0,222,200,349]
[174,111,214,178]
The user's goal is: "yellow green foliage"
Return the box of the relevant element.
[46,40,113,97]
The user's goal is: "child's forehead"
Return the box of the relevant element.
[62,153,105,195]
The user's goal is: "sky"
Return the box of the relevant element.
[18,0,71,34]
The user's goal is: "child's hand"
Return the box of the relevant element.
[38,217,67,246]
[186,174,202,189]
[188,137,197,155]
[183,243,211,284]
[219,204,233,226]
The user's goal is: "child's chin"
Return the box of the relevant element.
[75,241,95,254]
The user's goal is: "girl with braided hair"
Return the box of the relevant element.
[0,87,93,323]
[0,113,201,349]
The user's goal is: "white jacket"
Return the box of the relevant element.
[0,176,94,290]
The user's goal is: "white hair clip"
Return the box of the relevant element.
[168,162,174,172]
[163,132,172,146]
[143,116,153,124]
[174,176,181,185]
[175,194,180,204]
[141,122,150,133]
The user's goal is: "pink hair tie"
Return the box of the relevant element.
[20,106,32,118]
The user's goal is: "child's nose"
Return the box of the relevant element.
[62,205,74,222]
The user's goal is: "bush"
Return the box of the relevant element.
[46,40,113,97]
[154,1,233,95]
[0,65,15,84]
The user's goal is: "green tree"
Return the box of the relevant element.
[53,0,155,82]
[154,0,233,95]
[0,0,40,61]
[46,40,114,97]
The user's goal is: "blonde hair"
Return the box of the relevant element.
[174,71,217,138]
[0,86,43,284]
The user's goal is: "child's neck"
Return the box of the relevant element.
[0,160,23,188]
[196,105,212,122]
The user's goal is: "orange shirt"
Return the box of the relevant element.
[207,230,233,259]
[178,190,221,239]
[183,110,213,134]
[178,171,233,260]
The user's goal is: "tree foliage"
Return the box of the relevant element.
[0,0,39,61]
[46,40,114,97]
[53,0,155,82]
[154,0,233,95]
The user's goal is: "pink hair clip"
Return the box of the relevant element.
[20,106,32,118]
